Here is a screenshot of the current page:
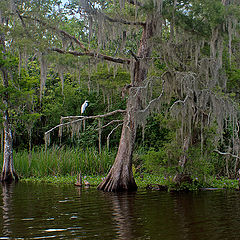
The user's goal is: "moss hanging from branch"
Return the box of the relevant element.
[38,53,48,102]
[57,67,64,94]
[45,110,126,148]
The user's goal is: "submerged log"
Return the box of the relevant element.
[200,188,225,191]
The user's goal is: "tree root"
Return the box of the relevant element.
[98,172,137,192]
[1,170,18,183]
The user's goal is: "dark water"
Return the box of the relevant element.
[1,183,240,239]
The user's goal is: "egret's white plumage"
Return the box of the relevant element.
[81,100,89,114]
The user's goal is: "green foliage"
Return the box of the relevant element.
[140,149,166,173]
[21,174,106,186]
[192,0,225,28]
[92,64,130,90]
[40,64,128,149]
[139,114,176,150]
[136,144,180,176]
[187,150,216,181]
[226,66,240,96]
[68,121,99,149]
[207,176,239,190]
[20,173,240,191]
[135,174,170,188]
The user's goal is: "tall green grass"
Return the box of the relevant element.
[0,146,116,178]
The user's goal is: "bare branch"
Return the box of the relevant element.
[16,10,40,44]
[20,14,141,64]
[61,116,84,121]
[103,13,145,27]
[138,80,165,116]
[169,95,189,112]
[128,49,139,61]
[96,119,123,131]
[58,29,87,51]
[131,76,154,97]
[214,149,240,159]
[20,15,88,51]
[107,123,123,149]
[18,14,134,64]
[45,109,126,136]
[51,48,130,64]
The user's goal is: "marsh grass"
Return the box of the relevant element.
[0,146,238,191]
[0,146,116,178]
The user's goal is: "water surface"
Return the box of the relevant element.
[1,182,240,239]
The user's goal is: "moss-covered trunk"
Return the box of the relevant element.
[98,16,156,192]
[0,32,18,183]
[1,108,18,182]
[97,112,137,191]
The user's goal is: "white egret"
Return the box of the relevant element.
[81,100,89,114]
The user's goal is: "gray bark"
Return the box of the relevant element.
[0,32,18,182]
[98,16,156,191]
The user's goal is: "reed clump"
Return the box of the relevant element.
[0,146,115,178]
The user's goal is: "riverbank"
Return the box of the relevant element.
[20,174,240,191]
[0,147,238,191]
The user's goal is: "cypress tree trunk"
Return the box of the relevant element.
[97,109,138,192]
[173,135,191,184]
[1,107,18,182]
[98,16,156,192]
[0,32,18,183]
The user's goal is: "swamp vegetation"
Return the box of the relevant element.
[0,0,240,191]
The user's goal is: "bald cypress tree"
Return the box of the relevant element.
[0,21,18,182]
[4,0,240,190]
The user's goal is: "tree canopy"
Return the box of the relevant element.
[1,0,240,190]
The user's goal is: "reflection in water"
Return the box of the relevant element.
[1,183,240,239]
[170,191,240,240]
[1,183,15,237]
[75,187,137,239]
[107,192,136,240]
[172,193,196,239]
